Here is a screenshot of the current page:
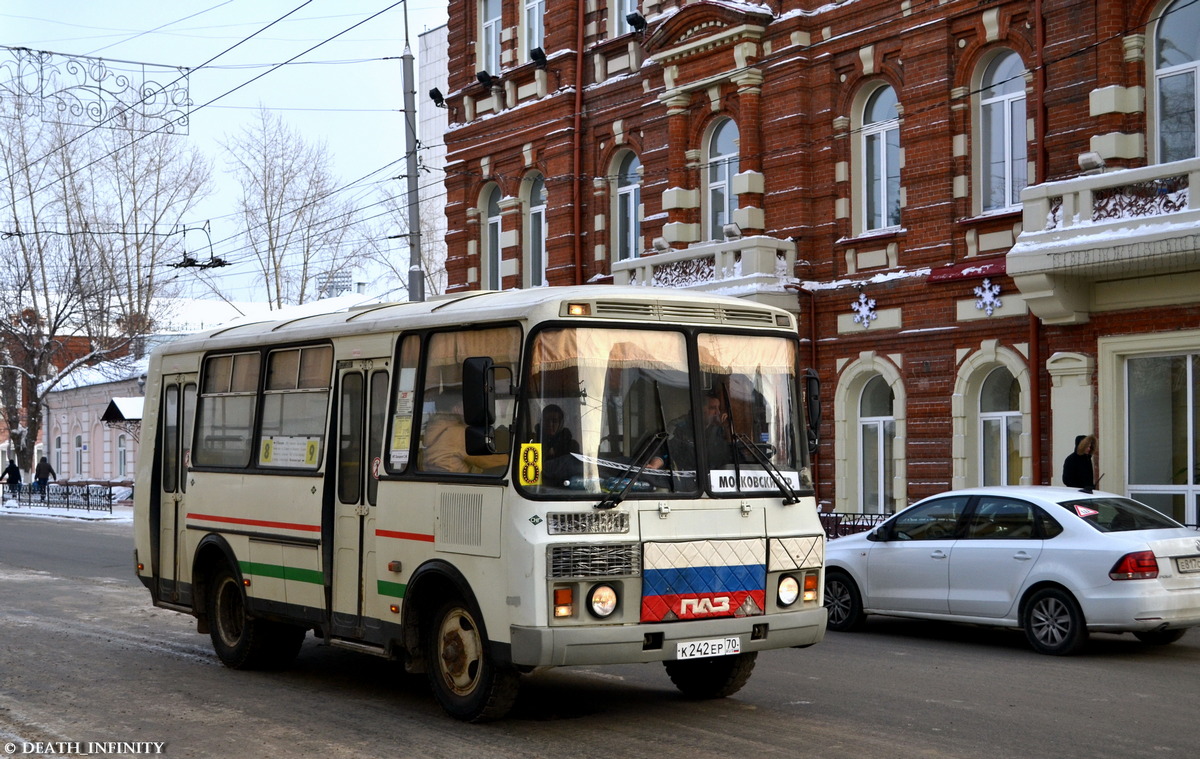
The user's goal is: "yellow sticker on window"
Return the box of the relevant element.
[519,443,542,486]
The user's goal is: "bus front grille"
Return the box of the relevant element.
[549,543,641,578]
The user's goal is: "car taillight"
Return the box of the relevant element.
[1109,551,1159,580]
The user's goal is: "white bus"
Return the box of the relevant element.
[134,286,826,721]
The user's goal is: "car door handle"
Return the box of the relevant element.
[930,550,948,560]
[1013,551,1033,561]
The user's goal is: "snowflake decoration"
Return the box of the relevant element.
[851,293,877,328]
[974,278,1002,317]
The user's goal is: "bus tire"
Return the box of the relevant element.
[664,651,757,699]
[425,598,519,722]
[207,564,305,670]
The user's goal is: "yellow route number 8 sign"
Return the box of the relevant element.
[519,443,542,486]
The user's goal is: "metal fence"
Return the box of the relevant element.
[7,482,117,513]
[820,512,892,539]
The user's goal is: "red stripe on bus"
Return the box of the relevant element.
[187,513,322,532]
[376,530,436,542]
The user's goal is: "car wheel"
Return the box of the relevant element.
[208,564,305,669]
[1133,628,1187,645]
[425,598,520,722]
[663,651,757,699]
[824,570,866,632]
[1022,587,1088,655]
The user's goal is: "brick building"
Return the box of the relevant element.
[441,0,1200,524]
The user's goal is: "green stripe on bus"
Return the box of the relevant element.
[239,561,324,585]
[377,580,407,599]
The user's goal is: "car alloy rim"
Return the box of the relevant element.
[826,580,851,624]
[1030,597,1070,645]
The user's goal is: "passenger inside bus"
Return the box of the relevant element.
[537,403,581,483]
[421,390,509,474]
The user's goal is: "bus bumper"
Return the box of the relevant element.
[509,607,827,667]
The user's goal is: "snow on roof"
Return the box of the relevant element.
[102,397,144,423]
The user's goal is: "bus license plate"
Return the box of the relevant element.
[676,636,741,660]
[1178,556,1200,573]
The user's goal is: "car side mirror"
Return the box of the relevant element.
[867,527,886,542]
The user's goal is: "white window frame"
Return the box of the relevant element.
[615,0,640,36]
[118,435,128,478]
[481,0,502,75]
[979,51,1028,212]
[525,0,545,58]
[706,118,739,241]
[858,375,895,514]
[1152,0,1200,163]
[484,186,502,290]
[978,367,1022,486]
[74,434,83,476]
[526,174,548,287]
[614,152,642,261]
[861,86,901,232]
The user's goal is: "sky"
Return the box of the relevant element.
[1,0,449,303]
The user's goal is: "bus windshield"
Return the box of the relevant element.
[518,326,809,498]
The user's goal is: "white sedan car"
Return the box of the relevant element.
[823,486,1200,654]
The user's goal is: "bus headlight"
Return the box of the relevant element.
[778,575,800,607]
[587,584,619,618]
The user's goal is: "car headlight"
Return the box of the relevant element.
[587,584,619,618]
[778,575,800,607]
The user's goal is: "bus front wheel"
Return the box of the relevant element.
[425,599,519,722]
[664,651,757,699]
[207,565,304,669]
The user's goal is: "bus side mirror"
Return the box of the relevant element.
[803,368,821,456]
[463,357,496,427]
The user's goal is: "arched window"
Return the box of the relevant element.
[706,118,739,240]
[859,375,896,513]
[615,152,642,261]
[483,185,502,290]
[862,86,901,231]
[1154,0,1200,162]
[980,367,1022,485]
[979,51,1028,211]
[55,436,63,474]
[526,174,547,287]
[74,434,83,476]
[118,435,128,478]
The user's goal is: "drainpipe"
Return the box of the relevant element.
[1030,0,1046,484]
[571,3,586,284]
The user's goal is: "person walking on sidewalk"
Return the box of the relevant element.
[35,456,56,501]
[2,459,22,497]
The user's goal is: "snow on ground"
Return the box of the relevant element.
[0,495,133,523]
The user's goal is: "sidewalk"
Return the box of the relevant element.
[1,496,133,522]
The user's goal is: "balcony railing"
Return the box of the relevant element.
[611,235,798,312]
[1009,156,1200,323]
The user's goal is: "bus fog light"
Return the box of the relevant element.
[778,576,800,607]
[587,584,619,618]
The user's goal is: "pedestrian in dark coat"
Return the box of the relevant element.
[35,456,56,500]
[1062,434,1096,490]
[2,459,21,496]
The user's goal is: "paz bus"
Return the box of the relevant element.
[133,286,826,721]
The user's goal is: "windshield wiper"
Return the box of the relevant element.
[734,433,800,505]
[595,431,668,510]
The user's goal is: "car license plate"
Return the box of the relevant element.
[676,636,741,660]
[1178,556,1200,573]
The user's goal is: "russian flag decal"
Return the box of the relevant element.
[641,539,767,622]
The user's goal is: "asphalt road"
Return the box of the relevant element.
[1,513,1198,758]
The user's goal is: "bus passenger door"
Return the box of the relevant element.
[157,377,196,604]
[331,361,389,637]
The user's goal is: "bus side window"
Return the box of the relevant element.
[417,326,520,476]
[387,335,420,473]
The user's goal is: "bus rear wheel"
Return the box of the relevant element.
[425,599,519,722]
[664,651,757,699]
[207,565,304,669]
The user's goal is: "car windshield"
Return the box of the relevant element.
[1056,496,1183,532]
[516,326,810,498]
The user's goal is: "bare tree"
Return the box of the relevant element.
[359,185,448,299]
[0,95,211,475]
[223,107,369,308]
